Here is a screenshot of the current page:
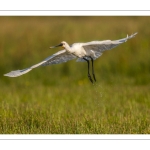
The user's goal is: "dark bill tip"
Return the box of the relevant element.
[50,43,63,49]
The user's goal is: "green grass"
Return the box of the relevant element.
[0,16,150,134]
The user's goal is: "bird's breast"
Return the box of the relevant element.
[71,46,86,58]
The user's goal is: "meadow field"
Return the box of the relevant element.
[0,16,150,134]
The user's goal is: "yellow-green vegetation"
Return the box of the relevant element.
[0,16,150,134]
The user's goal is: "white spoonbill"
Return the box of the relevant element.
[4,32,137,83]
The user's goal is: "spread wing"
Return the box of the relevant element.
[42,50,76,66]
[82,32,137,54]
[4,50,76,77]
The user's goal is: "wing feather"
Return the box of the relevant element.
[42,50,76,66]
[82,32,137,53]
[4,50,76,77]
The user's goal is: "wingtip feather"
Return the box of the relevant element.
[4,68,32,77]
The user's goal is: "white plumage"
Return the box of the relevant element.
[4,32,137,83]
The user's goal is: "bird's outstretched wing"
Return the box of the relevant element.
[4,50,76,77]
[82,32,137,55]
[42,50,76,66]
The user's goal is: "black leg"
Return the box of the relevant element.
[90,57,96,82]
[83,57,93,83]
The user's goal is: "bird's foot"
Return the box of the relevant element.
[88,74,93,84]
[93,74,96,82]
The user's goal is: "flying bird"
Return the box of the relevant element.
[4,32,137,83]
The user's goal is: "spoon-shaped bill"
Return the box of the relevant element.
[50,43,63,48]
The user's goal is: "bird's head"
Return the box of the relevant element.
[50,41,68,49]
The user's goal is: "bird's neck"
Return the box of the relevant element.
[65,45,73,53]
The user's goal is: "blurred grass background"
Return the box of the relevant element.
[0,16,150,133]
